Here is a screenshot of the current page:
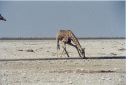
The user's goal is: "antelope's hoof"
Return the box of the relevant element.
[83,57,88,59]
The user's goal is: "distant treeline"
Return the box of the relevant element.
[0,37,125,40]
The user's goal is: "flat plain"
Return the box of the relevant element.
[0,39,125,85]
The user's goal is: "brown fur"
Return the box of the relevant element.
[56,30,86,58]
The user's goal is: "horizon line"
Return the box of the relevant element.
[0,37,125,40]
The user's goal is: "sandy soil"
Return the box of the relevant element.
[0,39,126,85]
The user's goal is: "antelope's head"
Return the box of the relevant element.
[80,48,85,58]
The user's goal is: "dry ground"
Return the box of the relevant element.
[0,39,126,85]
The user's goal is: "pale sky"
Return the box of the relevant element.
[0,1,125,37]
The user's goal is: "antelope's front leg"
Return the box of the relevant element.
[60,48,64,57]
[63,47,70,57]
[67,42,82,58]
[62,43,70,57]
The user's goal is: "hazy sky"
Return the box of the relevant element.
[0,1,125,37]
